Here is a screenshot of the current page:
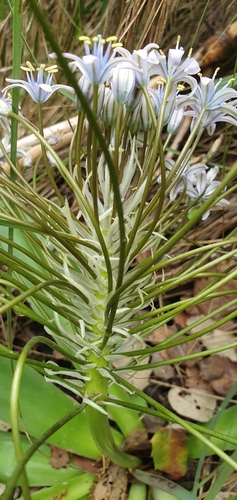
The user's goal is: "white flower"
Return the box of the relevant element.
[157,158,207,201]
[181,71,237,134]
[115,43,160,88]
[186,167,229,219]
[152,38,200,92]
[3,62,74,103]
[112,62,136,104]
[57,35,132,85]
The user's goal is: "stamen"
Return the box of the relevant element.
[79,35,91,42]
[176,35,181,49]
[112,42,123,48]
[21,61,35,72]
[37,64,46,72]
[106,36,117,42]
[45,65,58,73]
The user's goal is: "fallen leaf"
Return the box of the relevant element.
[199,356,224,382]
[49,445,69,469]
[187,316,237,362]
[168,387,216,422]
[151,427,188,480]
[185,365,213,393]
[209,357,237,396]
[113,341,151,390]
[92,463,127,500]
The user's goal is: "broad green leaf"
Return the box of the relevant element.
[151,428,188,480]
[0,357,122,458]
[0,431,83,486]
[18,473,94,499]
[188,405,237,459]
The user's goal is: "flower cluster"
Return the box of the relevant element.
[0,34,235,231]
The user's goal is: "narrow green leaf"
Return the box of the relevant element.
[188,405,237,459]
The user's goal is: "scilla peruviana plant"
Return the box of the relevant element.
[1,25,237,495]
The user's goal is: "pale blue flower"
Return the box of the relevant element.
[181,71,237,134]
[100,88,119,127]
[186,167,229,219]
[157,158,207,201]
[112,62,136,104]
[115,43,160,87]
[0,93,13,133]
[4,62,73,103]
[57,35,132,85]
[152,39,200,92]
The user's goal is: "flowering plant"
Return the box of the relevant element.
[1,2,237,497]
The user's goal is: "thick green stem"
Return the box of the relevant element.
[85,351,141,468]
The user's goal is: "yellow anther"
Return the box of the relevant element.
[177,83,185,90]
[79,35,91,42]
[158,76,166,84]
[106,36,117,42]
[92,36,99,42]
[112,42,123,48]
[45,64,58,73]
[37,64,46,72]
[21,61,35,72]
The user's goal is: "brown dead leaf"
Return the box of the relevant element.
[92,463,128,500]
[187,316,237,362]
[146,323,178,345]
[210,357,237,396]
[113,341,151,390]
[71,454,100,474]
[49,445,69,469]
[168,387,216,422]
[151,352,176,380]
[174,312,189,329]
[199,356,224,382]
[185,365,213,393]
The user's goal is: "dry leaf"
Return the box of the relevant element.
[209,357,237,396]
[92,463,127,500]
[168,387,216,422]
[185,365,213,393]
[113,341,151,390]
[187,316,237,362]
[199,355,224,382]
[151,427,188,480]
[49,445,69,469]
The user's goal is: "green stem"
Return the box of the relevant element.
[7,0,22,351]
[37,102,64,204]
[85,351,141,468]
